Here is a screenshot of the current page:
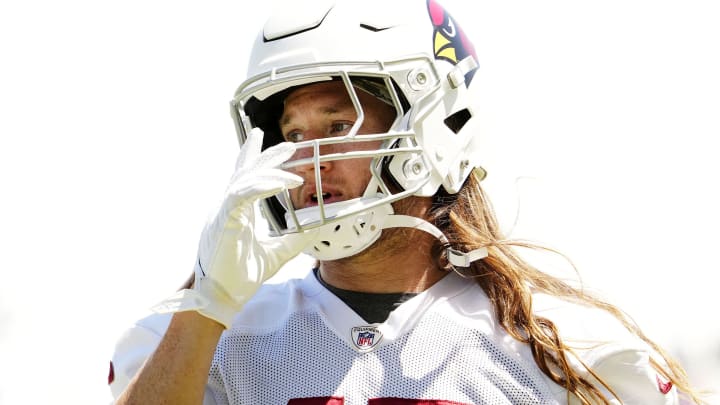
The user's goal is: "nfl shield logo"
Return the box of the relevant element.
[350,326,383,352]
[357,331,374,346]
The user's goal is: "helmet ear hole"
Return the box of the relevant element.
[443,108,472,134]
[379,147,409,193]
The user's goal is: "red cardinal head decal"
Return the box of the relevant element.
[427,0,477,85]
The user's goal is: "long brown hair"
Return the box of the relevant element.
[429,168,703,404]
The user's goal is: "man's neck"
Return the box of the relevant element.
[318,227,447,293]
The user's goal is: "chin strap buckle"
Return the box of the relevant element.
[447,247,488,267]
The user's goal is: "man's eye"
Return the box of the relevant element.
[285,131,304,142]
[330,123,352,135]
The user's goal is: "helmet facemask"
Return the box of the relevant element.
[231,61,443,260]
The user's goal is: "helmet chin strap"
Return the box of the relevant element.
[381,214,488,267]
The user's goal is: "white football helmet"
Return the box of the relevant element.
[230,0,487,264]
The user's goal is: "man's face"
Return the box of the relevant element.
[279,81,396,210]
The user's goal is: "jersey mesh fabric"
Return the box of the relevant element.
[207,310,559,404]
[110,271,677,404]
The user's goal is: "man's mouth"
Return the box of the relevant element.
[311,192,332,203]
[305,191,342,207]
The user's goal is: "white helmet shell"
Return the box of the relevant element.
[231,0,485,261]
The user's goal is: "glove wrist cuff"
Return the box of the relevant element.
[151,278,242,329]
[194,277,242,329]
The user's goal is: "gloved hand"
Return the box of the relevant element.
[153,128,314,328]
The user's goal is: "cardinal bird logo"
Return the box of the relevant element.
[426,0,477,84]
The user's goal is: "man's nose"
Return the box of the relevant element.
[289,141,334,174]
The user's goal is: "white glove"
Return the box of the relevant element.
[154,128,314,328]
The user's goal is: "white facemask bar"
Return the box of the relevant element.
[279,133,426,232]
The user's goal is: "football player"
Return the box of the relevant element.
[110,1,701,404]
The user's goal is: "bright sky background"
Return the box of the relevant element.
[1,1,718,404]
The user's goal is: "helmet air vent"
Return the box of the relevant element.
[443,108,471,134]
[359,23,392,32]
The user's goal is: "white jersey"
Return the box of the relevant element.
[110,271,678,404]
